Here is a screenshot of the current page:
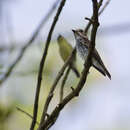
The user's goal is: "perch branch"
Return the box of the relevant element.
[38,48,76,130]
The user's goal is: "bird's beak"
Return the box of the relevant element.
[72,29,76,33]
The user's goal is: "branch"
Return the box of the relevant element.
[38,0,101,129]
[99,0,110,15]
[60,67,71,103]
[84,0,110,33]
[16,107,39,125]
[0,0,60,86]
[38,48,76,130]
[30,0,67,130]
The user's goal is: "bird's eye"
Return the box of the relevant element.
[79,29,83,33]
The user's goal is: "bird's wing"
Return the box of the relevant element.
[93,49,111,79]
[78,36,90,48]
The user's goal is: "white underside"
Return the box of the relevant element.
[76,40,104,72]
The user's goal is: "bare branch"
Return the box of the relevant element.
[30,0,67,130]
[0,0,60,86]
[60,67,71,103]
[38,48,76,130]
[85,17,95,23]
[84,0,110,33]
[99,0,110,15]
[16,107,39,125]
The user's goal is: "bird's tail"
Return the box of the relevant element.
[103,66,111,80]
[93,64,111,80]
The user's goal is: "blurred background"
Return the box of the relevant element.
[0,0,130,130]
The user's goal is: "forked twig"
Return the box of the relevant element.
[16,107,39,125]
[84,0,110,33]
[99,0,110,15]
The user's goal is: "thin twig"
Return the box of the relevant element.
[84,0,110,33]
[30,0,67,130]
[0,0,60,86]
[60,67,71,103]
[99,0,110,15]
[38,48,76,130]
[16,107,39,125]
[85,17,94,23]
[38,0,101,129]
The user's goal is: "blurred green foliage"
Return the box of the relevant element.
[0,104,14,130]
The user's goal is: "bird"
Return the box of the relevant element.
[57,34,80,77]
[72,29,111,79]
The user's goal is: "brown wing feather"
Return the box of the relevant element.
[92,64,106,76]
[93,49,111,79]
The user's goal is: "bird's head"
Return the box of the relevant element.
[72,29,85,36]
[72,29,86,39]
